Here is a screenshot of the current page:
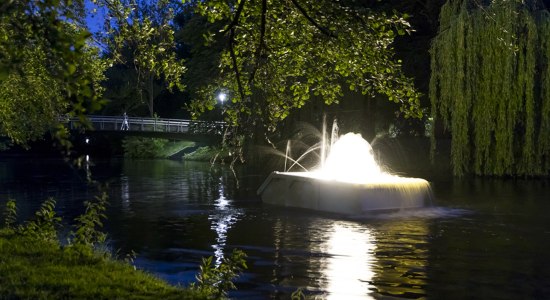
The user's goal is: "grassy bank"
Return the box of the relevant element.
[0,229,203,299]
[0,196,246,299]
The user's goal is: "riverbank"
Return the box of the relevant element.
[0,229,204,299]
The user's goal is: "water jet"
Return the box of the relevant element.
[258,132,431,214]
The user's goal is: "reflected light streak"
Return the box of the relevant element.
[210,177,241,265]
[211,214,238,265]
[85,155,91,174]
[121,176,130,212]
[324,223,375,299]
[215,183,229,209]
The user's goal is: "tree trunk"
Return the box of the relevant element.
[148,75,154,117]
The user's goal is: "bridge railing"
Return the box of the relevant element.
[66,115,224,135]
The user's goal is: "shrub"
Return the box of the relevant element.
[190,249,247,299]
[18,197,61,242]
[122,137,168,158]
[2,199,17,230]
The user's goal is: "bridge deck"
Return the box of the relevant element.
[67,115,224,136]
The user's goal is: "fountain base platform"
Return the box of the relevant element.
[258,172,431,214]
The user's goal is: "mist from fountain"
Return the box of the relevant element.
[316,132,384,184]
[280,119,414,184]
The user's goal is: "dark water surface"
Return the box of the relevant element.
[1,157,550,299]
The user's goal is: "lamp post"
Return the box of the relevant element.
[217,92,226,133]
[218,92,226,103]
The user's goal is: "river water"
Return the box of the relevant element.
[1,157,550,299]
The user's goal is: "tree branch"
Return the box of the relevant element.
[248,0,267,83]
[289,0,337,38]
[222,0,246,34]
[229,28,246,101]
[98,0,130,26]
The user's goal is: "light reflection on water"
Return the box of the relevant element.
[267,214,433,299]
[1,158,550,299]
[121,175,130,212]
[321,223,375,299]
[268,219,378,298]
[210,177,242,265]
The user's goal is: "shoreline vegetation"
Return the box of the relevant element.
[122,137,196,159]
[121,136,232,163]
[0,197,246,299]
[0,229,203,299]
[183,146,231,163]
[121,137,231,162]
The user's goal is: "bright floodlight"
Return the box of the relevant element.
[218,93,226,103]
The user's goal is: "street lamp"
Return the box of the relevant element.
[217,92,226,133]
[218,92,226,103]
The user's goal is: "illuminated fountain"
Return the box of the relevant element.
[257,128,431,214]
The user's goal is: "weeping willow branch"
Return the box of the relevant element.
[430,0,550,177]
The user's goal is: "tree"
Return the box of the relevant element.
[97,0,186,117]
[430,0,550,176]
[0,0,106,148]
[184,0,422,153]
[176,7,225,108]
[101,65,146,115]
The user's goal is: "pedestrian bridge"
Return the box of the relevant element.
[66,115,224,142]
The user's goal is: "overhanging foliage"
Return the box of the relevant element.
[0,0,107,149]
[184,0,422,147]
[430,0,550,176]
